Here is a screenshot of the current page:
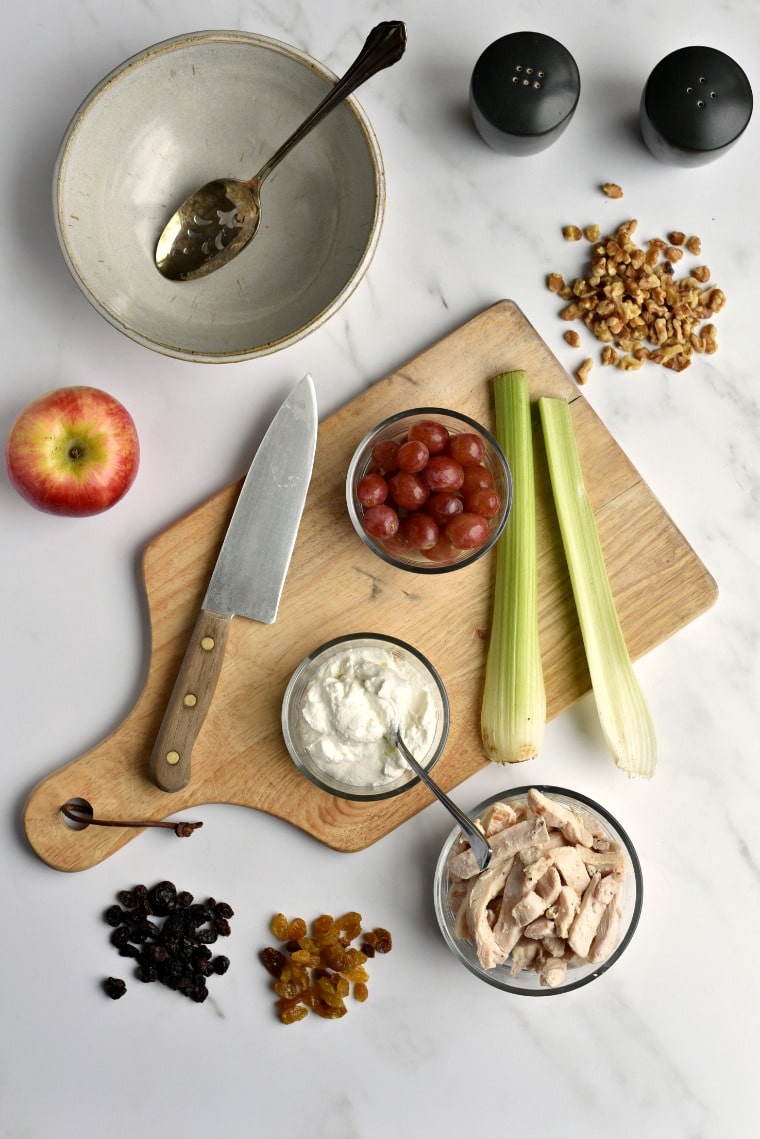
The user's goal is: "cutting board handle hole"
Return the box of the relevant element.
[61,798,93,830]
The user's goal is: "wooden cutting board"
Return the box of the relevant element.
[23,301,717,871]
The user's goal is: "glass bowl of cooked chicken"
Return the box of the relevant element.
[433,786,643,995]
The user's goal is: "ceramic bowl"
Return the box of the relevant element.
[434,786,643,995]
[281,633,450,801]
[346,408,512,572]
[54,30,385,363]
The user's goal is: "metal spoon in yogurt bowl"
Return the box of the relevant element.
[155,21,406,282]
[391,727,493,871]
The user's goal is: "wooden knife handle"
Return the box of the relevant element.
[149,610,232,792]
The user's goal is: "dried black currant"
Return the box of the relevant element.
[148,880,177,916]
[102,881,233,1004]
[103,977,127,1000]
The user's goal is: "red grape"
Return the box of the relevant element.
[383,528,413,556]
[397,439,429,473]
[422,534,459,563]
[402,511,439,551]
[357,473,388,507]
[409,420,449,454]
[446,512,490,549]
[425,492,463,525]
[460,465,494,495]
[422,455,464,493]
[449,432,485,467]
[465,488,501,519]
[388,471,429,510]
[371,439,400,474]
[363,504,399,539]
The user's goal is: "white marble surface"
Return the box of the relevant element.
[2,1,758,1136]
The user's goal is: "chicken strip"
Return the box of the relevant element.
[540,957,568,988]
[568,872,622,958]
[551,845,591,894]
[510,937,541,976]
[527,787,594,847]
[448,816,549,880]
[467,859,513,970]
[588,900,623,964]
[550,885,581,939]
[491,857,531,959]
[482,801,519,836]
[511,890,547,928]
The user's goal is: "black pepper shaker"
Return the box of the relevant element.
[640,45,752,165]
[469,31,581,155]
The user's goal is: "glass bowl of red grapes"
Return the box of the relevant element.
[346,408,512,572]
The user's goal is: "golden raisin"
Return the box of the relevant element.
[280,1003,309,1025]
[343,965,370,984]
[354,983,369,1003]
[312,914,334,937]
[287,917,307,941]
[270,913,290,941]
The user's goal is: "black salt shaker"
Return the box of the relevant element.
[470,31,580,155]
[640,45,752,166]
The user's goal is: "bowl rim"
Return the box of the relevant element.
[281,631,451,801]
[346,406,513,574]
[434,784,644,995]
[52,28,386,364]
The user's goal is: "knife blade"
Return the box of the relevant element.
[150,373,318,792]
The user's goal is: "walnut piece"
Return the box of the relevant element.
[563,225,583,241]
[602,183,624,199]
[575,358,594,385]
[548,215,725,377]
[564,330,581,347]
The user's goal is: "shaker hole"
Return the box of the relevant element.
[697,100,705,109]
[512,76,518,83]
[516,64,523,72]
[699,76,706,83]
[522,78,530,86]
[710,91,717,98]
[526,67,533,75]
[538,70,545,78]
[533,82,541,90]
[686,86,694,93]
[62,797,93,830]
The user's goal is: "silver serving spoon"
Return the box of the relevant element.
[155,21,407,282]
[391,727,493,871]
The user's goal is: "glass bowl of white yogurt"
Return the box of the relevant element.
[282,633,450,800]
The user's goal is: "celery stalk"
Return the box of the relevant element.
[538,396,656,778]
[481,371,546,763]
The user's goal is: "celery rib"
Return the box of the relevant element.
[538,396,656,778]
[481,371,546,763]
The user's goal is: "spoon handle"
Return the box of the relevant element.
[392,729,492,870]
[251,21,407,186]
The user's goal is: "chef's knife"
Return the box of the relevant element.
[150,373,318,792]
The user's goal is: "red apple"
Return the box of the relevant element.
[5,386,139,516]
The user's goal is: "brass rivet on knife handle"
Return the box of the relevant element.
[149,610,232,792]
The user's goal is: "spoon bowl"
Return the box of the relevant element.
[156,21,406,282]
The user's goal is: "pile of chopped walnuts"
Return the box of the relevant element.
[548,183,725,384]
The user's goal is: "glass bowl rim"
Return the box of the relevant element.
[282,632,451,801]
[434,784,644,995]
[346,406,513,574]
